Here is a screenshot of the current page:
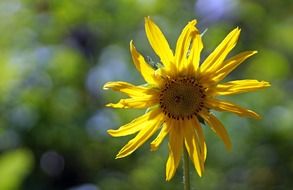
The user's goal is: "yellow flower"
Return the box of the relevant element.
[103,17,270,180]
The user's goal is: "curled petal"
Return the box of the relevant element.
[174,20,198,73]
[200,111,232,150]
[214,80,271,95]
[150,123,169,151]
[103,81,159,97]
[130,41,160,85]
[187,33,203,74]
[106,96,158,109]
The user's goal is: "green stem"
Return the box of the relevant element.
[183,146,190,190]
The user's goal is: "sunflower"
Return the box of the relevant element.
[103,17,270,180]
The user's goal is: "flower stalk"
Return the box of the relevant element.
[183,146,190,190]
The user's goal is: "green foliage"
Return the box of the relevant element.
[0,149,33,190]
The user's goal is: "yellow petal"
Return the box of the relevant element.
[106,96,158,109]
[103,81,159,97]
[174,20,198,73]
[200,27,241,74]
[108,110,160,137]
[214,80,271,95]
[130,41,159,85]
[203,142,207,161]
[115,110,164,158]
[187,33,203,74]
[182,119,204,176]
[211,51,257,82]
[200,111,232,150]
[150,123,169,151]
[145,17,174,70]
[192,117,207,162]
[206,98,261,119]
[166,121,183,181]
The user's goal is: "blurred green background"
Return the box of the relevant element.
[0,0,292,189]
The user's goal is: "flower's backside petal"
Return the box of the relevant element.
[145,17,174,70]
[200,111,232,150]
[214,80,271,95]
[130,41,159,85]
[206,98,261,119]
[200,28,241,74]
[115,110,164,158]
[166,121,183,181]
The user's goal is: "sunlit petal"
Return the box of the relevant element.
[206,98,261,119]
[103,81,159,97]
[174,20,198,73]
[211,51,257,82]
[182,119,204,176]
[150,123,169,151]
[213,80,271,95]
[166,121,183,181]
[130,41,160,85]
[187,33,203,74]
[145,17,174,70]
[200,111,232,150]
[116,110,164,158]
[106,96,158,109]
[200,28,241,74]
[108,110,160,137]
[192,117,206,162]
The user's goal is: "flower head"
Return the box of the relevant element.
[103,17,270,180]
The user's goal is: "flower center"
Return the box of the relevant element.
[159,77,206,120]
